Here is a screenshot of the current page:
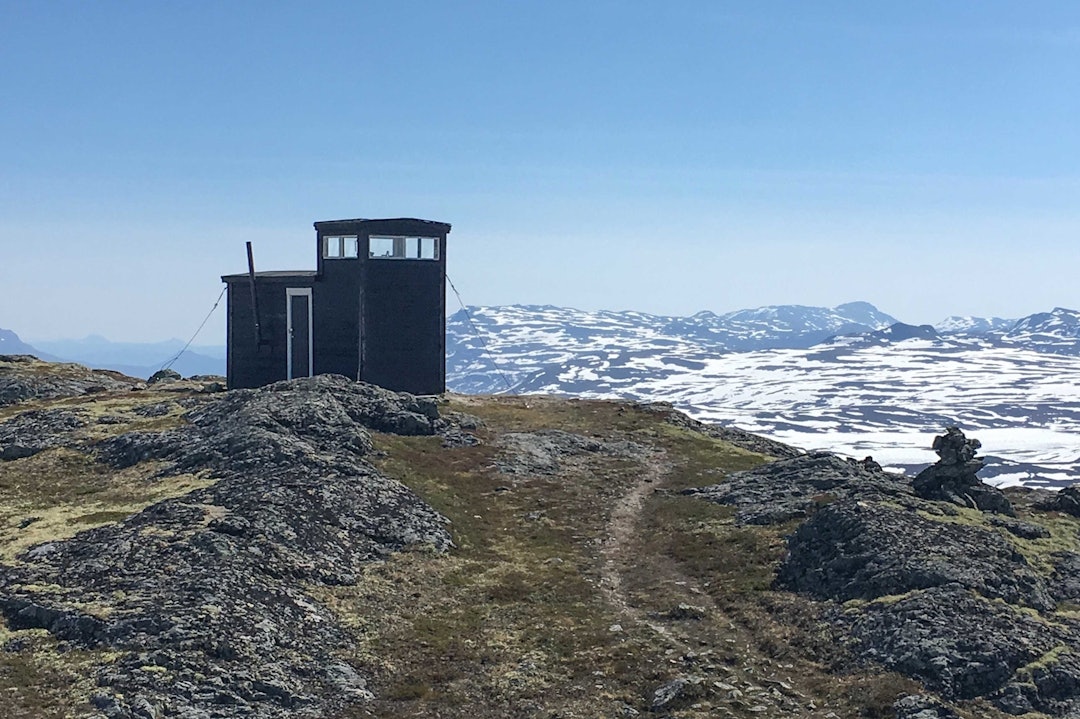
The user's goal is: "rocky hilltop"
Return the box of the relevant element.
[2,355,1080,718]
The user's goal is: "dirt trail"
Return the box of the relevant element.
[594,448,821,716]
[596,450,692,649]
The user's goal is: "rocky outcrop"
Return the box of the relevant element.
[0,408,86,460]
[685,451,912,525]
[690,428,1080,716]
[97,375,441,475]
[843,586,1080,716]
[913,426,1014,515]
[777,501,1053,610]
[1038,484,1080,517]
[0,375,458,719]
[496,429,646,476]
[0,354,141,406]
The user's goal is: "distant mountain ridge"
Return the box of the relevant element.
[0,329,225,379]
[446,302,1080,396]
[832,307,1080,356]
[446,302,901,394]
[0,329,61,362]
[935,315,1017,334]
[9,302,1080,382]
[657,300,898,351]
[445,302,1080,487]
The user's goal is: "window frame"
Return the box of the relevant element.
[367,235,440,261]
[322,235,359,259]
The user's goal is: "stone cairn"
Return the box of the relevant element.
[913,426,1014,515]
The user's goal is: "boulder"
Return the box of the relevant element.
[1041,485,1080,517]
[146,369,182,385]
[893,694,961,718]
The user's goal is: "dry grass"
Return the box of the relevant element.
[322,425,672,717]
[0,448,215,562]
[0,625,115,718]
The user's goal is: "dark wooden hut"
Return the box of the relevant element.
[221,217,450,394]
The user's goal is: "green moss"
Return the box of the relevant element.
[68,510,134,525]
[915,505,989,528]
[1016,644,1071,678]
[916,505,1080,578]
[1010,515,1080,575]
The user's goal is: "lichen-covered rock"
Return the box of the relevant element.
[686,451,913,525]
[0,375,452,719]
[496,429,646,476]
[777,500,1053,610]
[893,693,961,718]
[990,515,1051,539]
[97,374,441,475]
[843,585,1080,715]
[1049,552,1080,604]
[0,408,86,460]
[649,676,704,711]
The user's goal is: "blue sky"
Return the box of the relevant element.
[2,2,1080,341]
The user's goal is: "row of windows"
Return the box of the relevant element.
[323,235,440,261]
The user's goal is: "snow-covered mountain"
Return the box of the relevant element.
[838,307,1080,356]
[662,301,898,351]
[447,303,1080,488]
[446,302,897,393]
[935,315,1016,334]
[823,322,939,347]
[998,307,1080,355]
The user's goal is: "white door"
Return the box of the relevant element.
[286,288,313,379]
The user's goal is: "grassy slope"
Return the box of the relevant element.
[322,396,960,719]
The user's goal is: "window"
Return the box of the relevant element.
[369,237,396,258]
[323,235,359,259]
[368,236,440,260]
